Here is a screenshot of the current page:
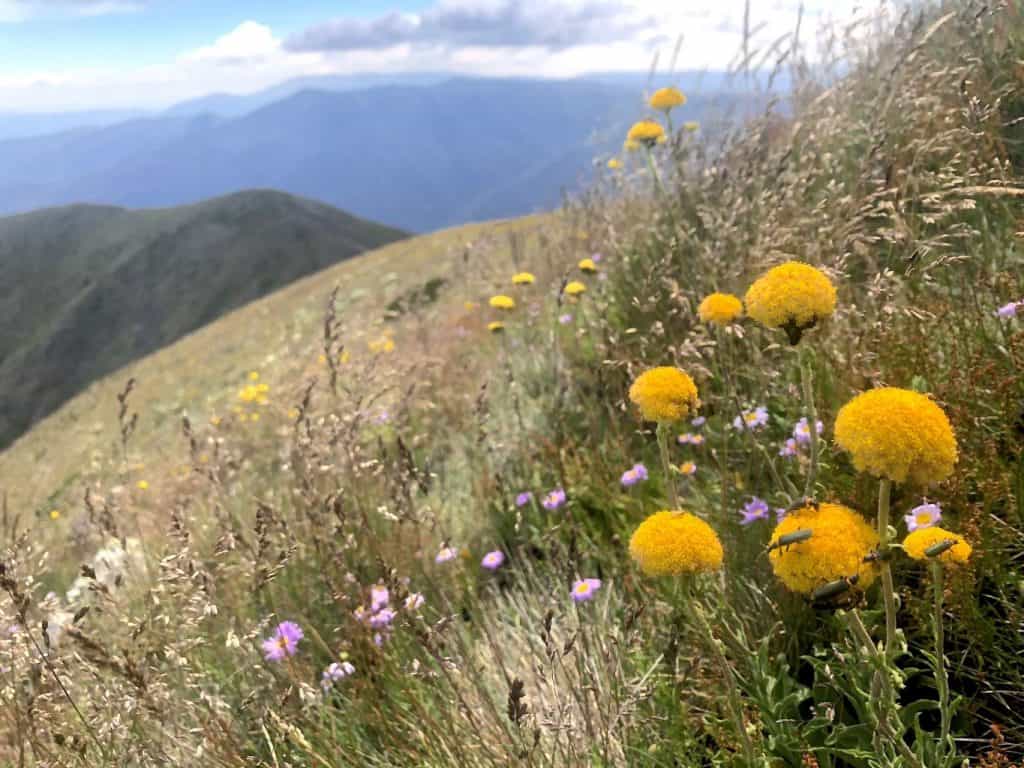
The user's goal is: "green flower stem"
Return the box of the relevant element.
[877,477,899,656]
[931,559,953,757]
[798,347,819,500]
[656,422,680,510]
[689,594,756,766]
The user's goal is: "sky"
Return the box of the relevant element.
[0,0,875,112]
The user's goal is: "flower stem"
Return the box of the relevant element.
[931,559,953,757]
[877,477,898,656]
[656,422,680,510]
[798,347,819,500]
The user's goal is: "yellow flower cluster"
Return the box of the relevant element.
[629,511,723,576]
[744,262,836,342]
[769,503,879,594]
[626,120,666,147]
[368,336,395,354]
[578,258,597,273]
[238,382,270,405]
[489,295,516,310]
[698,292,744,326]
[564,281,587,297]
[649,86,686,112]
[903,526,972,565]
[628,366,700,423]
[834,388,957,485]
[512,272,536,285]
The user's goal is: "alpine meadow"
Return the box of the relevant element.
[2,2,1024,767]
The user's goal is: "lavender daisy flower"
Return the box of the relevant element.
[996,301,1021,319]
[678,461,697,476]
[515,491,533,507]
[321,661,355,690]
[678,433,705,446]
[591,252,603,262]
[620,463,649,487]
[542,488,567,511]
[370,585,389,612]
[793,417,824,444]
[733,406,769,431]
[740,497,770,525]
[369,608,396,629]
[558,313,574,324]
[261,621,303,662]
[779,438,799,458]
[373,632,386,647]
[405,593,425,610]
[904,502,942,532]
[775,507,788,522]
[435,546,457,564]
[571,578,602,602]
[481,550,505,570]
[691,416,706,428]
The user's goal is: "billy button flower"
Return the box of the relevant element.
[744,261,836,345]
[512,272,535,285]
[607,158,623,169]
[626,119,666,148]
[629,510,723,577]
[487,321,505,334]
[903,526,972,566]
[698,292,743,326]
[649,86,686,113]
[578,258,598,273]
[564,281,587,297]
[768,502,879,596]
[489,295,516,310]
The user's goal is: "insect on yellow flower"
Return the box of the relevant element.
[564,281,587,297]
[629,510,723,576]
[626,120,666,148]
[769,502,879,595]
[649,86,686,112]
[512,272,535,285]
[489,295,516,310]
[578,258,597,273]
[903,526,972,565]
[744,261,836,344]
[834,388,957,485]
[698,293,744,326]
[628,367,700,424]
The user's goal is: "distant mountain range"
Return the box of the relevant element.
[0,189,405,449]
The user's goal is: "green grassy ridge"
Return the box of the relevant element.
[0,189,406,450]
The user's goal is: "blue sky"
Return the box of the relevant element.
[0,0,868,111]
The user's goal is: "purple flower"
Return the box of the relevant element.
[405,593,425,610]
[678,433,705,446]
[542,488,567,511]
[373,632,386,647]
[261,621,303,662]
[620,463,649,487]
[369,608,396,629]
[571,578,602,602]
[793,417,824,445]
[370,585,389,612]
[321,661,355,690]
[591,252,603,263]
[691,416,706,428]
[733,406,769,431]
[997,301,1021,319]
[558,313,574,324]
[904,502,942,532]
[481,550,505,570]
[779,438,799,458]
[775,507,788,522]
[515,491,533,507]
[435,546,457,564]
[740,497,770,525]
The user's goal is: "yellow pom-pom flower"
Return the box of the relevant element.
[769,503,879,594]
[626,120,666,148]
[607,158,623,169]
[624,138,641,152]
[578,258,598,273]
[744,261,836,344]
[564,281,587,296]
[683,121,700,132]
[512,272,535,285]
[698,293,744,326]
[487,321,505,334]
[629,511,723,576]
[489,295,516,310]
[903,526,972,565]
[834,388,957,485]
[628,366,700,424]
[649,86,686,112]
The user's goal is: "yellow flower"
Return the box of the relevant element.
[287,408,300,420]
[238,383,271,404]
[626,120,666,148]
[49,509,60,521]
[628,366,700,423]
[744,261,836,343]
[578,258,597,273]
[512,272,536,285]
[629,511,723,576]
[834,388,957,485]
[607,158,622,169]
[487,321,505,333]
[903,526,972,566]
[769,503,879,594]
[251,412,260,422]
[683,121,700,132]
[210,416,221,427]
[489,295,516,310]
[339,349,351,364]
[649,86,686,112]
[368,336,396,354]
[248,371,260,381]
[698,293,744,326]
[464,301,479,311]
[624,138,641,152]
[564,281,587,296]
[137,480,149,491]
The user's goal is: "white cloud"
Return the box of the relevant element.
[0,0,143,22]
[180,20,281,64]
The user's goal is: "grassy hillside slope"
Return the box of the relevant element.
[0,189,405,449]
